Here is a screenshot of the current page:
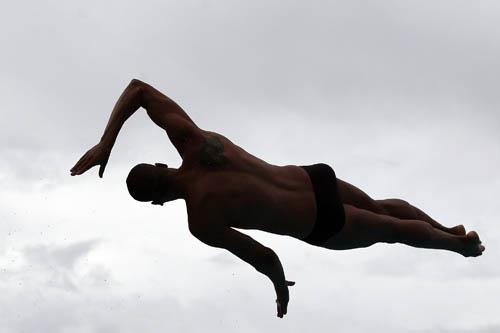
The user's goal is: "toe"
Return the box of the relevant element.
[453,224,466,235]
[467,231,481,243]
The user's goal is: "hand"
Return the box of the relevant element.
[275,280,295,318]
[70,142,111,178]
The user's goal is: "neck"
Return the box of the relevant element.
[165,167,188,201]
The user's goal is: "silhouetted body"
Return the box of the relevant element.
[71,79,485,318]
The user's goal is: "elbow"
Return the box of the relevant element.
[128,79,145,103]
[129,78,145,87]
[128,79,144,92]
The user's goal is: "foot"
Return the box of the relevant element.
[449,224,466,236]
[461,231,485,257]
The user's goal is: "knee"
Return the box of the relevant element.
[394,199,410,207]
[378,198,410,214]
[381,198,409,207]
[359,199,390,215]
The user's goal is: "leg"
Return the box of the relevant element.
[322,204,484,257]
[376,199,465,235]
[336,178,387,214]
[335,178,464,235]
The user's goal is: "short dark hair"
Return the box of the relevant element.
[126,163,163,201]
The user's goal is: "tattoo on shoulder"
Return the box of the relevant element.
[199,135,229,167]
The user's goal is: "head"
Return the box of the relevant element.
[126,162,183,205]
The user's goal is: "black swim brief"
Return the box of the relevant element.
[299,163,346,246]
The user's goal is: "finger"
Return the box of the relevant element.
[71,152,90,171]
[75,164,90,175]
[76,155,97,175]
[72,155,92,174]
[99,161,107,178]
[74,156,93,175]
[71,158,85,174]
[71,161,87,175]
[71,155,86,171]
[287,281,295,286]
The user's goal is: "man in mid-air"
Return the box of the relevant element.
[70,79,485,318]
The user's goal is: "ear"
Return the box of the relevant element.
[155,163,169,168]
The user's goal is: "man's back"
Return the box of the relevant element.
[183,129,317,239]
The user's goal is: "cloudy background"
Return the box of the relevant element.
[1,1,499,332]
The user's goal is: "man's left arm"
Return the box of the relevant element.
[190,224,295,318]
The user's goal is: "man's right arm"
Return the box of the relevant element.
[101,79,203,158]
[71,79,203,176]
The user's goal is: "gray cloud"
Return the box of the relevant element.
[1,240,106,292]
[22,239,100,271]
[2,1,500,152]
[208,252,240,267]
[362,247,500,281]
[416,324,500,333]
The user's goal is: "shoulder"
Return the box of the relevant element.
[186,194,228,236]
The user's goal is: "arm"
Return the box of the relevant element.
[70,79,202,177]
[98,79,143,149]
[192,225,286,285]
[190,224,295,317]
[100,79,202,156]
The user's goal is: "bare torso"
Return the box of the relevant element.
[181,130,317,239]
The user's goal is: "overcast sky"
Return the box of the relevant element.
[1,1,499,332]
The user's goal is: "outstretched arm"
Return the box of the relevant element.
[190,223,295,318]
[70,79,202,177]
[100,79,199,152]
[98,79,144,150]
